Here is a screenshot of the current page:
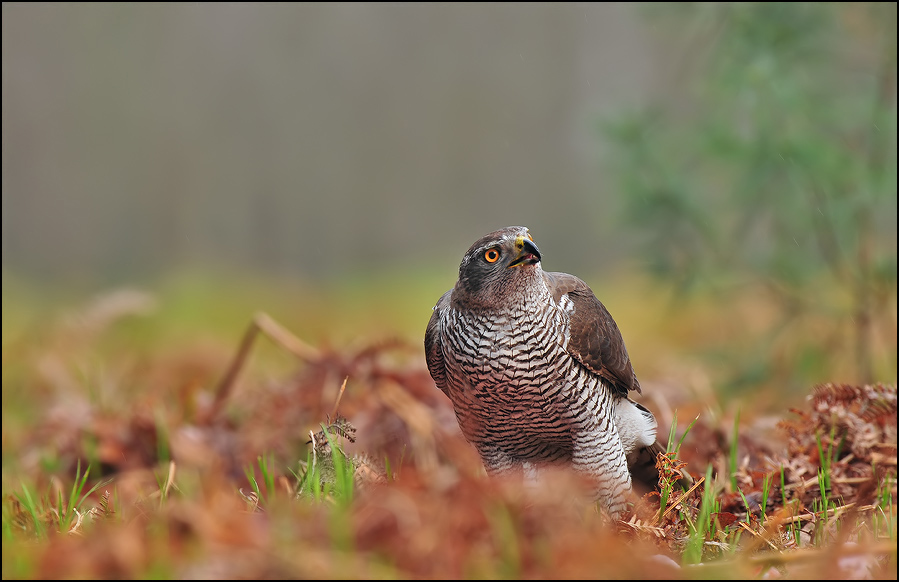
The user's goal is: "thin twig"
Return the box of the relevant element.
[657,476,706,524]
[779,503,881,525]
[253,312,321,362]
[330,377,348,421]
[163,460,176,499]
[203,312,320,424]
[737,520,782,553]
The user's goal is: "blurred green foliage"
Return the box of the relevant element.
[605,3,897,393]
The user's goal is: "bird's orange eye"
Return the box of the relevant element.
[484,248,500,263]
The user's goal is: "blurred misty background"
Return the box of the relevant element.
[4,2,664,281]
[2,3,896,398]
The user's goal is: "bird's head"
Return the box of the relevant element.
[453,226,543,309]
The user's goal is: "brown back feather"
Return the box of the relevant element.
[543,271,640,398]
[424,290,452,395]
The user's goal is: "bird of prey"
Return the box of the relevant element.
[425,226,661,519]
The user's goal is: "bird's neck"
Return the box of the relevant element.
[454,268,550,314]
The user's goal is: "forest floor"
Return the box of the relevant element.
[2,283,896,579]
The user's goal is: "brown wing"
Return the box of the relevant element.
[543,271,640,397]
[424,290,452,395]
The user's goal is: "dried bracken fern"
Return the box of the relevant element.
[299,413,387,496]
[5,302,896,579]
[779,384,897,493]
[656,451,691,490]
[621,514,667,538]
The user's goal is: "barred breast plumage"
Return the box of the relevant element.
[425,226,660,519]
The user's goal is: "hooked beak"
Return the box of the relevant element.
[508,236,541,268]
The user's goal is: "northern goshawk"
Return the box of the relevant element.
[425,226,661,519]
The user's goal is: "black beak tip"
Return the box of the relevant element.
[508,238,541,267]
[523,239,541,261]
